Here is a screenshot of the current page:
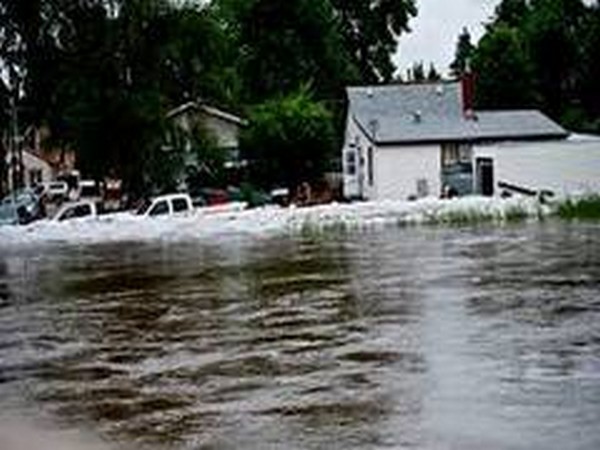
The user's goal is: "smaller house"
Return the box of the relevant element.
[165,101,247,186]
[341,76,592,201]
[4,149,53,192]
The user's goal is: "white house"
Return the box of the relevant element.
[342,78,600,200]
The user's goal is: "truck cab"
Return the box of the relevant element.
[53,201,99,222]
[136,193,194,218]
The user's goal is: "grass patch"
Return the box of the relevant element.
[555,195,600,220]
[504,205,530,223]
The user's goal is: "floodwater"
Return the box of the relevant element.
[0,222,599,450]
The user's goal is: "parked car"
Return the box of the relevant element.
[1,189,44,224]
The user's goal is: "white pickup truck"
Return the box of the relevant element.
[53,200,100,222]
[135,193,195,218]
[136,193,246,218]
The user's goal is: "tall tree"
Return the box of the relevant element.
[471,0,599,133]
[472,25,537,109]
[331,0,418,83]
[427,63,441,81]
[410,61,425,82]
[241,88,335,190]
[524,0,586,117]
[450,27,474,77]
[494,0,530,27]
[218,0,356,104]
[576,3,600,129]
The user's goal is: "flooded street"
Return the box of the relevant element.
[1,222,599,449]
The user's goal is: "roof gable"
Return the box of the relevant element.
[167,101,247,126]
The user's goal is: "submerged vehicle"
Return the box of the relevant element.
[0,189,44,225]
[136,193,195,218]
[53,200,99,222]
[136,193,247,218]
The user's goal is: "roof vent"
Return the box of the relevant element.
[436,84,444,96]
[367,87,374,98]
[412,110,422,123]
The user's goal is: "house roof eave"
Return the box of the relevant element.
[375,132,570,147]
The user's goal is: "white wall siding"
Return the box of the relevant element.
[374,145,440,201]
[474,140,600,196]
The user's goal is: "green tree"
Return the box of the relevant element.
[472,0,599,132]
[575,4,600,130]
[494,0,530,27]
[524,0,586,117]
[472,25,537,109]
[410,62,425,82]
[241,89,335,190]
[219,0,355,104]
[450,27,475,77]
[427,63,441,81]
[331,0,418,82]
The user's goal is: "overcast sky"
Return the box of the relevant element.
[394,0,501,77]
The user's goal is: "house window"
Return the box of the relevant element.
[346,150,357,176]
[441,143,472,167]
[441,143,475,196]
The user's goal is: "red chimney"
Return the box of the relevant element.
[461,62,476,119]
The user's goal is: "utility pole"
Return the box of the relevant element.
[8,65,22,194]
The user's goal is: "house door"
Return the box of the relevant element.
[476,157,494,196]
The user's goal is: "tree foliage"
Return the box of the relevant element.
[450,27,474,77]
[241,89,335,190]
[215,0,357,104]
[330,0,418,82]
[468,0,600,132]
[473,25,536,109]
[427,63,441,81]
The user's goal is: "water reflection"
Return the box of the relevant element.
[0,223,599,449]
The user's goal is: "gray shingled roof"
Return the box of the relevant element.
[348,82,568,144]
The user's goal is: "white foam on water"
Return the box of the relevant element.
[0,197,545,248]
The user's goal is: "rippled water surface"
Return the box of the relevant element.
[1,222,599,449]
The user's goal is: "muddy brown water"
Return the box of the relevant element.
[0,222,599,449]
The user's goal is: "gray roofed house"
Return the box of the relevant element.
[343,80,573,201]
[347,83,568,145]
